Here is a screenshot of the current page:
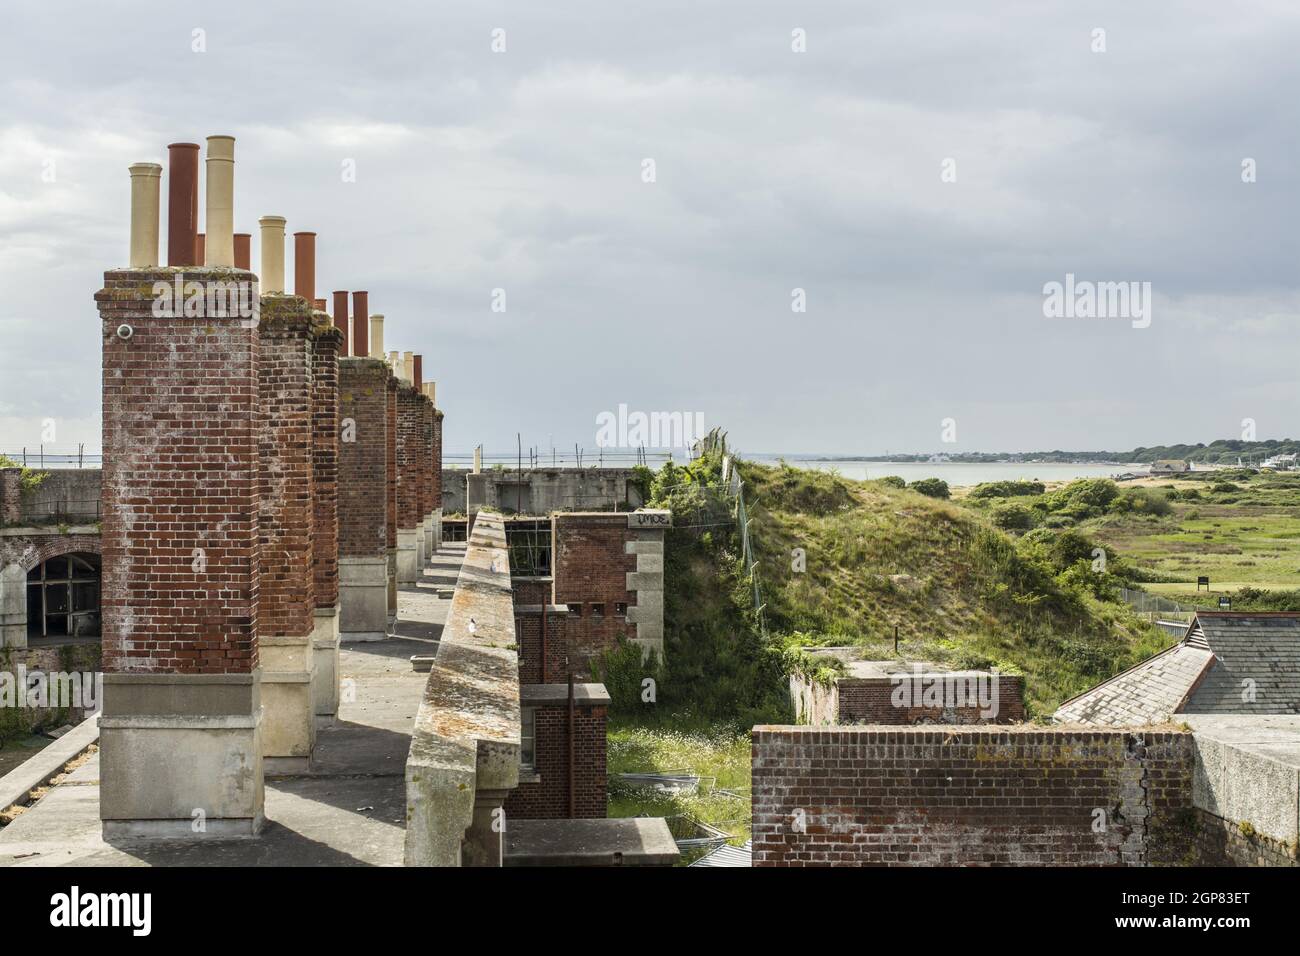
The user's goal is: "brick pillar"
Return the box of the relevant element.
[256,294,318,770]
[395,384,423,585]
[385,376,398,630]
[337,358,390,642]
[420,397,435,560]
[0,467,21,525]
[310,315,344,715]
[432,408,444,550]
[97,266,264,838]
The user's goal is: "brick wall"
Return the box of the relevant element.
[432,410,443,511]
[752,726,1196,866]
[551,514,637,678]
[337,359,389,559]
[511,576,553,608]
[257,297,316,638]
[0,469,20,525]
[514,605,568,683]
[837,675,1026,724]
[385,378,397,551]
[1191,807,1298,867]
[98,269,259,674]
[504,694,607,820]
[395,385,422,530]
[419,398,433,519]
[311,323,342,608]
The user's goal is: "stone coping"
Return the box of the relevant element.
[520,682,611,706]
[405,511,519,865]
[505,817,679,867]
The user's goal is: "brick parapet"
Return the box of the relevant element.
[337,358,390,559]
[310,319,343,608]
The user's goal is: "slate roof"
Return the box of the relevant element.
[1053,612,1300,725]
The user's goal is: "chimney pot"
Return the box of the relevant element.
[259,216,286,293]
[233,232,251,270]
[293,232,316,303]
[369,314,385,359]
[166,143,200,266]
[403,351,414,384]
[413,354,423,391]
[332,291,350,356]
[204,135,236,266]
[314,297,327,311]
[195,232,205,265]
[352,292,369,357]
[128,162,162,268]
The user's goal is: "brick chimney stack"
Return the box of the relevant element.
[314,298,326,311]
[204,136,236,267]
[166,143,200,266]
[259,216,286,293]
[233,233,251,270]
[352,291,369,357]
[195,233,205,265]
[412,354,422,391]
[332,290,350,356]
[128,163,162,267]
[294,232,316,302]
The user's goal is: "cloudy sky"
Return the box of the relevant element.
[2,1,1298,459]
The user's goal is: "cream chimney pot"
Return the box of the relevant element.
[259,216,287,293]
[205,135,236,266]
[423,382,436,406]
[128,163,163,268]
[370,315,385,358]
[388,350,400,375]
[403,351,414,384]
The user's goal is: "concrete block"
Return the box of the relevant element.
[636,552,664,573]
[626,571,664,591]
[624,540,664,556]
[0,562,27,649]
[631,587,664,611]
[311,605,341,718]
[339,556,388,642]
[396,528,421,584]
[261,633,315,770]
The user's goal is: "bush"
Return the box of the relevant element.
[1043,478,1119,519]
[909,477,950,499]
[991,502,1037,531]
[969,480,1046,499]
[877,475,906,489]
[1110,486,1173,517]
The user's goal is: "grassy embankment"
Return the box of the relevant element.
[605,454,1179,850]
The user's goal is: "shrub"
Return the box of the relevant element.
[991,502,1036,531]
[909,477,950,499]
[1110,486,1173,517]
[877,475,906,490]
[969,480,1045,499]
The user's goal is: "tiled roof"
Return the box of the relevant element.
[1054,613,1300,725]
[1053,639,1214,725]
[1181,614,1300,715]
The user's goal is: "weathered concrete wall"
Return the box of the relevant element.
[405,512,520,867]
[1186,714,1299,865]
[1,469,102,525]
[752,726,1197,866]
[442,468,644,516]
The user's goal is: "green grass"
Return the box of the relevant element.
[740,461,1168,715]
[606,718,752,862]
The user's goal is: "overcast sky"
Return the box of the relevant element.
[2,1,1298,459]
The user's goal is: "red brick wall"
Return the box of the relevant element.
[385,378,397,551]
[311,323,342,608]
[504,699,607,820]
[257,297,316,638]
[837,675,1025,724]
[395,385,422,530]
[0,468,20,524]
[432,410,443,510]
[751,726,1195,866]
[98,269,259,674]
[514,606,568,683]
[337,359,389,559]
[552,514,636,678]
[511,577,553,608]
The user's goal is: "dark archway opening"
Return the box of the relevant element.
[26,551,101,641]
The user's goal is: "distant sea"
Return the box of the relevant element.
[748,458,1135,488]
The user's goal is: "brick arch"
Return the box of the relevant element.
[16,533,102,574]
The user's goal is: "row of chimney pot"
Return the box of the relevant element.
[126,135,431,379]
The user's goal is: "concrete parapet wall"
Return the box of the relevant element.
[405,512,521,866]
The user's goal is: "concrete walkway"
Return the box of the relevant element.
[0,543,465,867]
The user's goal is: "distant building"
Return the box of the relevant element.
[1054,612,1300,724]
[1150,459,1191,474]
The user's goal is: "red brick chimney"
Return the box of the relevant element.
[166,143,200,266]
[352,291,369,358]
[413,355,423,390]
[332,290,350,357]
[195,233,205,265]
[294,232,316,302]
[233,233,251,270]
